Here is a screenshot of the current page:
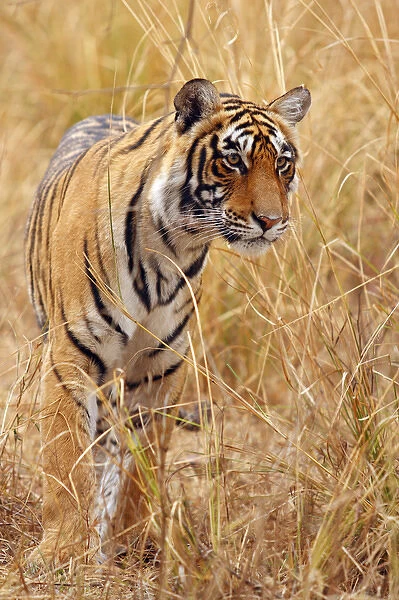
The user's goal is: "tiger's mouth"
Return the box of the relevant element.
[221,219,290,255]
[222,232,275,256]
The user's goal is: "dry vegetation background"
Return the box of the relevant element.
[0,0,398,598]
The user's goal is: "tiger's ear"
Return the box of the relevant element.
[268,85,311,126]
[174,79,222,134]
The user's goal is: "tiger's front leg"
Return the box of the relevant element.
[98,364,187,557]
[29,342,100,567]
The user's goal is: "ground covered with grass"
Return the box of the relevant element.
[0,1,398,598]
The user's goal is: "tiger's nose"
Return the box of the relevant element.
[254,214,283,232]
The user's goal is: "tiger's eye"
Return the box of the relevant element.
[276,156,290,169]
[225,154,241,167]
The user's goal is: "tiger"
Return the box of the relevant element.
[25,78,310,566]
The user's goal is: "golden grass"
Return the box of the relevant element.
[0,0,398,598]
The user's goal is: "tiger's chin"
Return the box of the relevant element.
[227,237,273,257]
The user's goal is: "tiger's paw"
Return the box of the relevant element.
[177,399,212,430]
[24,536,100,577]
[24,543,57,577]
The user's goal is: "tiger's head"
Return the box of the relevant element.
[155,78,311,257]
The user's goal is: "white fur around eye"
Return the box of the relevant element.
[288,173,298,193]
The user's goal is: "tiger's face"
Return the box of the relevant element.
[173,79,311,256]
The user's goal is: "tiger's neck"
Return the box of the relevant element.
[141,154,210,273]
[120,153,209,314]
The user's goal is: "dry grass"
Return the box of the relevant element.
[0,0,398,598]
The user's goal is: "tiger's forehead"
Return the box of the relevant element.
[218,101,288,155]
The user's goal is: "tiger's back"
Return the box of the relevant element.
[25,79,310,565]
